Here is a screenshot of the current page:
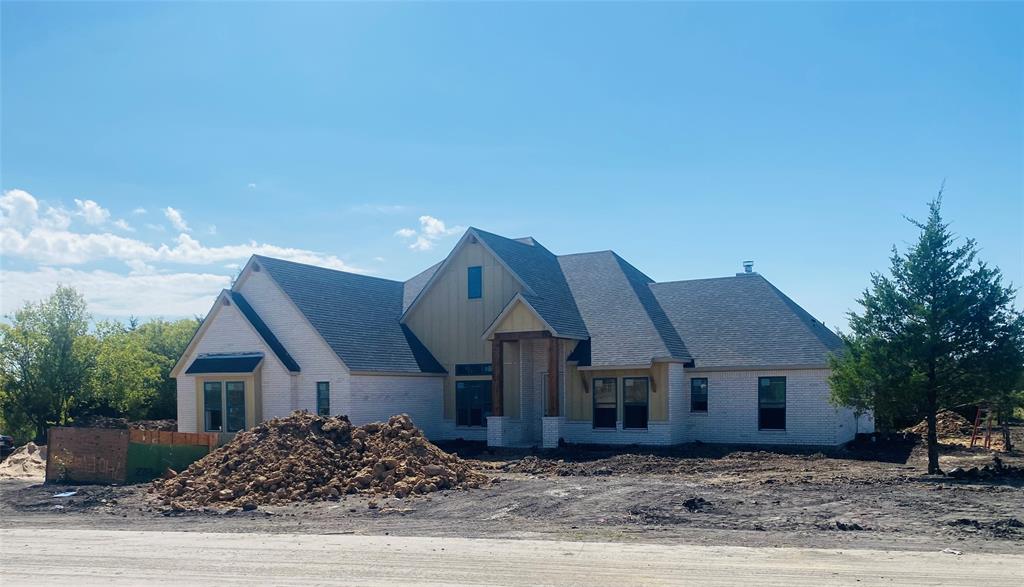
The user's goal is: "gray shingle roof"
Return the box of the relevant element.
[253,256,445,374]
[403,261,440,313]
[472,228,589,339]
[650,274,843,368]
[559,251,691,367]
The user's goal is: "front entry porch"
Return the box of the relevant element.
[486,331,566,448]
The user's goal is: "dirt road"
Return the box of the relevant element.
[2,528,1021,586]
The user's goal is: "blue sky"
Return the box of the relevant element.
[2,2,1021,329]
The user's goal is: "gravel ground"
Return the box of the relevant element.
[2,430,1022,554]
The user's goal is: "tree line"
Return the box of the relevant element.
[0,286,199,443]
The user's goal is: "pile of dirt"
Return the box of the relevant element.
[153,412,487,509]
[904,410,973,437]
[0,442,47,480]
[75,416,177,431]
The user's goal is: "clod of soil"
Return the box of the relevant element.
[0,442,47,480]
[903,410,973,437]
[153,412,488,510]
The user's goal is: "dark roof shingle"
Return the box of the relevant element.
[253,256,445,374]
[650,275,842,368]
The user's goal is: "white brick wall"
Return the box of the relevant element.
[237,269,352,415]
[681,368,849,446]
[174,297,292,432]
[345,374,445,439]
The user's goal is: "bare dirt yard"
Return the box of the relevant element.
[2,427,1023,555]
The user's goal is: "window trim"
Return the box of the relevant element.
[467,265,483,299]
[758,376,787,431]
[690,377,708,413]
[622,376,650,430]
[316,381,330,417]
[592,377,617,430]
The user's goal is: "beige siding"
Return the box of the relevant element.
[404,240,523,420]
[565,365,669,423]
[493,300,546,333]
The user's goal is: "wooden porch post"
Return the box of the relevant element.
[547,337,559,417]
[491,339,504,417]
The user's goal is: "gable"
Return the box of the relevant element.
[403,238,523,366]
[489,297,548,336]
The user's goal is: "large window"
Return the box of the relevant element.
[456,380,491,427]
[592,378,617,429]
[225,381,246,433]
[204,382,222,432]
[623,377,649,429]
[204,380,245,433]
[316,382,330,416]
[758,377,786,430]
[691,378,708,412]
[467,266,482,299]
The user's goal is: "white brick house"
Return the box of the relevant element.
[172,227,872,447]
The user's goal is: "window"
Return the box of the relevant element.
[316,382,330,416]
[455,363,492,377]
[204,381,223,432]
[467,266,482,299]
[691,378,708,412]
[592,378,617,429]
[456,380,491,427]
[758,377,786,430]
[623,377,649,429]
[225,381,246,433]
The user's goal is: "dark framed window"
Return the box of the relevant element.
[455,363,492,377]
[456,380,491,427]
[691,378,708,412]
[225,381,246,433]
[592,377,617,429]
[623,377,649,429]
[467,266,482,299]
[758,377,786,430]
[316,382,330,416]
[203,381,223,432]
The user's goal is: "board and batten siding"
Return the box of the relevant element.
[174,298,290,433]
[564,364,669,423]
[492,299,547,334]
[404,240,524,421]
[236,266,350,416]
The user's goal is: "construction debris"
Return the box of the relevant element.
[904,410,973,437]
[153,412,487,509]
[0,442,47,480]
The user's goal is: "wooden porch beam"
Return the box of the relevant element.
[546,337,559,417]
[493,330,551,341]
[491,339,504,417]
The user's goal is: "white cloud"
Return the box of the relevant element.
[2,190,365,271]
[163,206,190,233]
[1,189,71,230]
[145,223,166,232]
[395,215,463,251]
[207,224,217,236]
[1,267,230,318]
[74,198,111,226]
[247,183,257,189]
[132,207,147,215]
[113,218,135,232]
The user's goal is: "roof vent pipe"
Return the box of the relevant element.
[743,260,754,274]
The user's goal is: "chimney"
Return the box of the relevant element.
[737,260,756,276]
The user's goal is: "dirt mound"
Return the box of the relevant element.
[75,416,177,431]
[904,410,973,437]
[153,412,487,509]
[0,442,47,480]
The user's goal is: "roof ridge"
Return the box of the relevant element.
[252,254,400,284]
[652,274,760,286]
[556,249,616,259]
